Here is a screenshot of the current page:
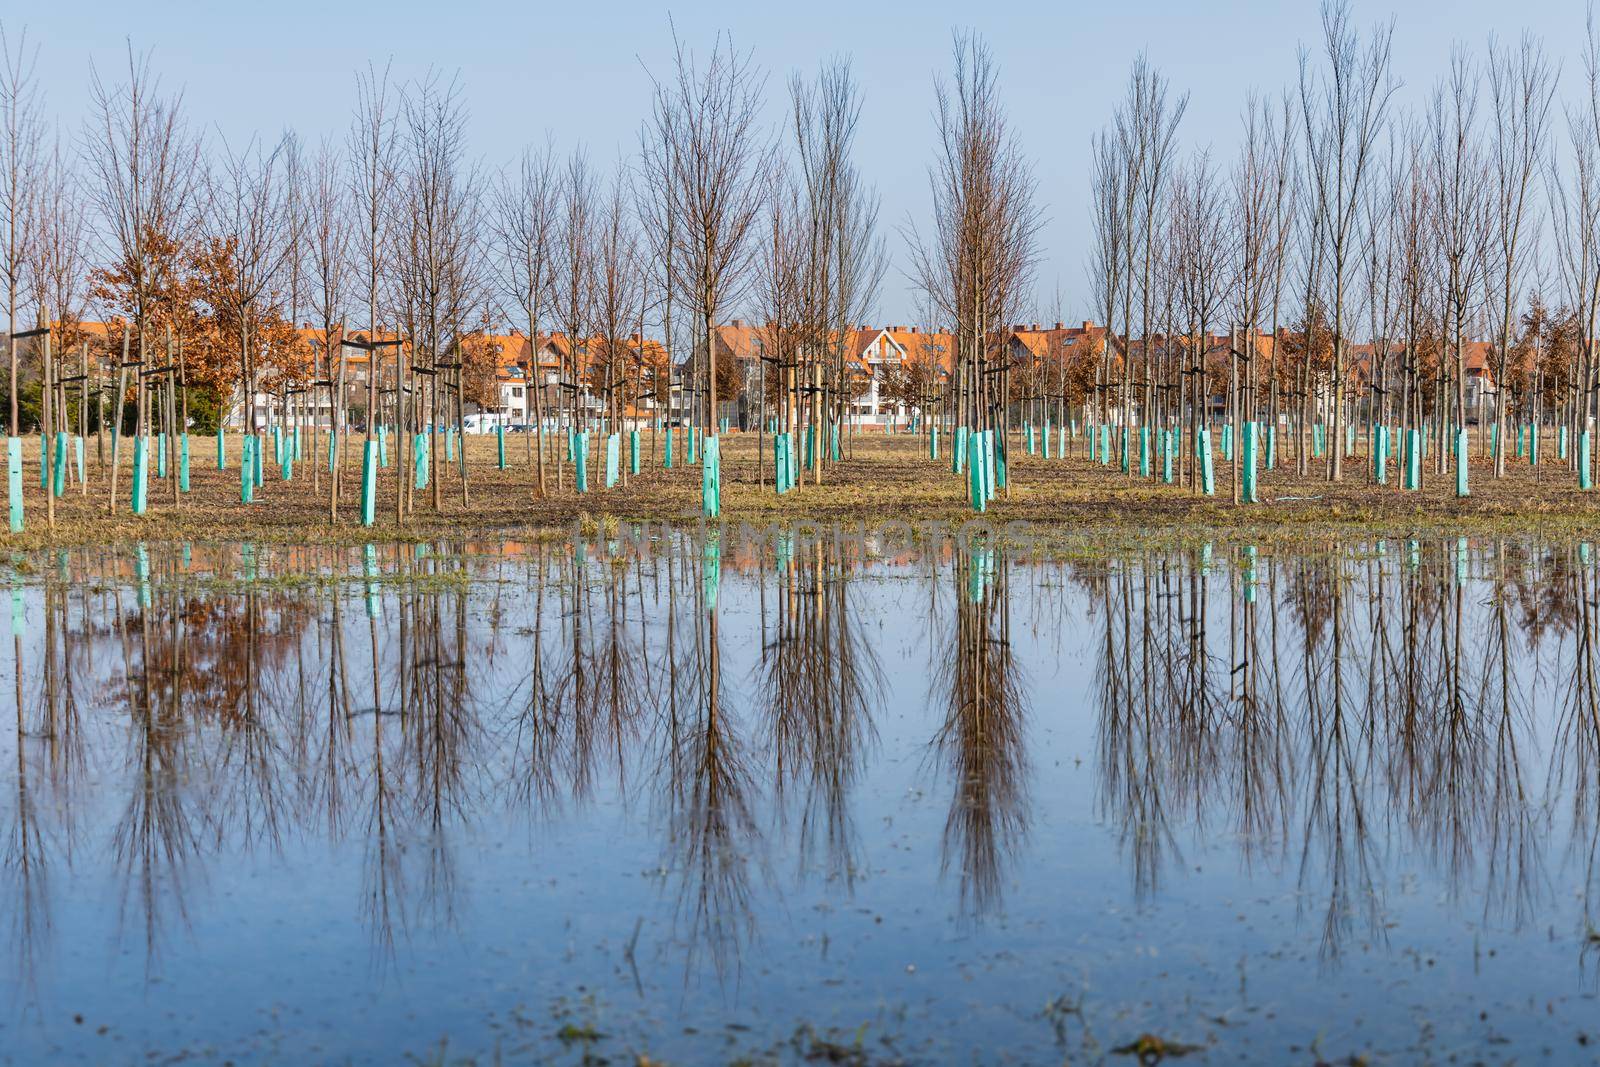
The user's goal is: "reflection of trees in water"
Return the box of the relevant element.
[112,556,202,975]
[931,547,1028,919]
[3,576,85,991]
[510,551,563,812]
[756,540,882,888]
[1090,540,1559,963]
[1551,544,1600,944]
[22,535,1600,989]
[657,536,760,981]
[1095,549,1221,903]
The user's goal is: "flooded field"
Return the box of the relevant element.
[2,532,1600,1063]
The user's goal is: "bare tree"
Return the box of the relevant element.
[490,140,558,491]
[1173,151,1230,492]
[791,58,885,478]
[1117,56,1187,473]
[638,83,681,459]
[1428,47,1488,495]
[27,133,88,500]
[306,135,350,521]
[348,62,399,520]
[204,133,293,468]
[553,148,595,491]
[650,30,772,465]
[1298,0,1397,480]
[1,22,41,440]
[908,31,1041,492]
[593,162,642,448]
[84,45,201,511]
[1486,32,1557,478]
[1088,128,1124,441]
[396,69,479,512]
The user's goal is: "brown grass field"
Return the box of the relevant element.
[11,426,1600,550]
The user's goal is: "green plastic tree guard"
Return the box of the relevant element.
[240,436,254,503]
[132,437,149,514]
[497,424,507,469]
[967,431,985,512]
[1582,430,1593,490]
[1199,427,1215,496]
[1405,428,1420,490]
[1455,428,1469,498]
[414,433,429,490]
[664,426,674,468]
[6,439,20,532]
[51,432,67,497]
[630,430,640,475]
[1242,422,1258,503]
[605,433,620,488]
[361,439,378,527]
[574,432,589,493]
[217,427,226,469]
[701,436,721,517]
[179,434,190,492]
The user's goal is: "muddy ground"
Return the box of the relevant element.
[15,427,1600,550]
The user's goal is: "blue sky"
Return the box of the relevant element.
[12,0,1582,324]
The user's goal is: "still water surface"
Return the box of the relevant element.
[2,534,1599,1063]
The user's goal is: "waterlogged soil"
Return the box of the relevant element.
[13,430,1600,550]
[1,536,1599,1064]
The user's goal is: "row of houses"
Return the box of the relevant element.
[60,318,1501,431]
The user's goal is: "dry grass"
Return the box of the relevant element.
[12,427,1600,549]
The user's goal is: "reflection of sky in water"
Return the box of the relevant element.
[1,538,1598,1063]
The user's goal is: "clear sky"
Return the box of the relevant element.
[9,0,1582,325]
